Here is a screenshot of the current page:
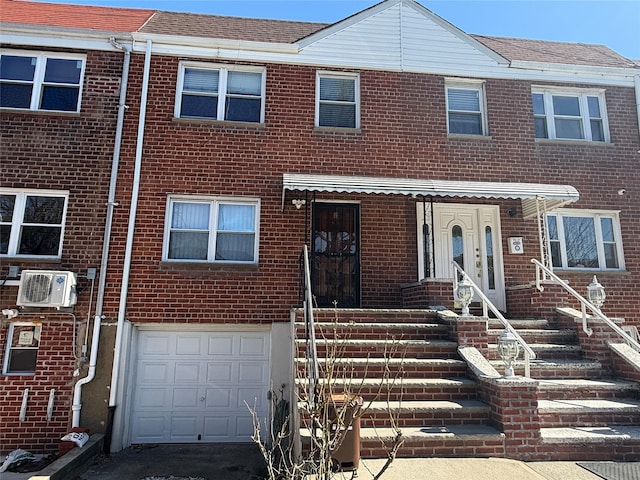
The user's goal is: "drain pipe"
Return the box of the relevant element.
[72,36,132,429]
[635,75,640,142]
[104,39,153,454]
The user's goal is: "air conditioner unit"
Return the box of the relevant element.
[17,270,77,308]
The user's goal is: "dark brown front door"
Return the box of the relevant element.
[312,203,360,307]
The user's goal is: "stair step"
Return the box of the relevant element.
[296,357,467,377]
[487,342,582,360]
[296,321,448,340]
[299,338,457,358]
[538,426,640,461]
[538,398,640,427]
[537,378,640,400]
[489,358,603,379]
[488,319,550,329]
[360,400,490,427]
[488,328,577,343]
[540,425,640,443]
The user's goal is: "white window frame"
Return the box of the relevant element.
[445,79,488,136]
[532,87,610,142]
[174,62,266,123]
[546,209,624,271]
[162,195,260,264]
[0,50,86,113]
[2,322,41,376]
[0,189,69,259]
[315,71,360,128]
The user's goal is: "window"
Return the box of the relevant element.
[0,51,85,112]
[0,190,68,258]
[316,72,359,128]
[3,323,41,375]
[175,63,265,123]
[547,210,624,270]
[164,196,259,263]
[532,89,609,142]
[446,80,487,135]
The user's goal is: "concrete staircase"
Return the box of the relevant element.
[294,309,505,458]
[293,309,640,461]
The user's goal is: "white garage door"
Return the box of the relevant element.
[130,330,270,443]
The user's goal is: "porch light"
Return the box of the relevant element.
[587,275,606,311]
[456,277,474,316]
[497,329,520,378]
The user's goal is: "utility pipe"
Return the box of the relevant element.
[71,36,132,429]
[635,75,640,142]
[105,39,153,453]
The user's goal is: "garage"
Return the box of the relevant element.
[130,329,271,443]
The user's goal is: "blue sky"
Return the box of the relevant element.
[36,0,640,60]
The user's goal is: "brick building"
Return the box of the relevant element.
[2,0,639,461]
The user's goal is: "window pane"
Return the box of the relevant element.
[563,216,598,268]
[554,118,584,139]
[448,88,480,112]
[224,97,261,122]
[183,68,219,93]
[0,225,10,254]
[534,117,548,138]
[547,215,558,240]
[550,241,562,267]
[8,349,38,373]
[0,83,33,108]
[168,231,208,260]
[43,58,82,84]
[452,224,463,277]
[320,77,355,102]
[319,103,356,128]
[532,93,545,115]
[227,71,261,95]
[217,204,255,231]
[449,112,482,135]
[604,243,618,269]
[171,202,210,229]
[0,194,16,222]
[587,96,601,117]
[180,94,218,119]
[40,85,79,111]
[552,95,580,116]
[0,55,36,81]
[590,119,604,142]
[18,226,61,255]
[600,217,614,242]
[215,232,255,261]
[23,196,64,224]
[485,226,495,290]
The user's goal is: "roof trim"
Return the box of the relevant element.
[282,173,579,218]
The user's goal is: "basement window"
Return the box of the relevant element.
[3,323,41,375]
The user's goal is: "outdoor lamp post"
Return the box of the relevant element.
[456,277,474,316]
[587,275,606,311]
[497,329,520,377]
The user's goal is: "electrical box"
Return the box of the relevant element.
[508,237,524,254]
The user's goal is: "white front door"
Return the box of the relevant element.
[418,203,505,311]
[130,329,270,444]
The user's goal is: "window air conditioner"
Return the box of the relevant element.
[17,270,77,308]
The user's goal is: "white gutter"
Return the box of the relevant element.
[105,39,152,452]
[71,37,132,429]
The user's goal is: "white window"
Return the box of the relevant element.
[532,88,609,142]
[175,63,265,123]
[446,80,487,135]
[163,196,260,263]
[547,210,624,270]
[316,72,359,128]
[0,51,85,112]
[3,323,41,375]
[0,190,68,258]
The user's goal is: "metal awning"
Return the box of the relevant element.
[282,173,579,218]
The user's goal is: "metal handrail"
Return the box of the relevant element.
[531,258,640,352]
[301,245,320,408]
[452,261,536,377]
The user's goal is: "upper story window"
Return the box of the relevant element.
[0,190,68,258]
[175,63,265,123]
[532,88,609,142]
[316,71,359,128]
[547,210,624,270]
[3,322,41,375]
[0,51,85,113]
[446,80,487,136]
[163,195,260,264]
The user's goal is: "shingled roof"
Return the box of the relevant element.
[1,0,634,69]
[0,0,153,32]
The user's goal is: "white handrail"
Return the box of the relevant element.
[302,245,320,408]
[452,261,536,377]
[531,258,640,352]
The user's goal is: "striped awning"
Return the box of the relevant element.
[282,173,579,218]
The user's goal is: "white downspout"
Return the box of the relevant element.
[105,39,153,452]
[635,75,640,140]
[72,36,132,428]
